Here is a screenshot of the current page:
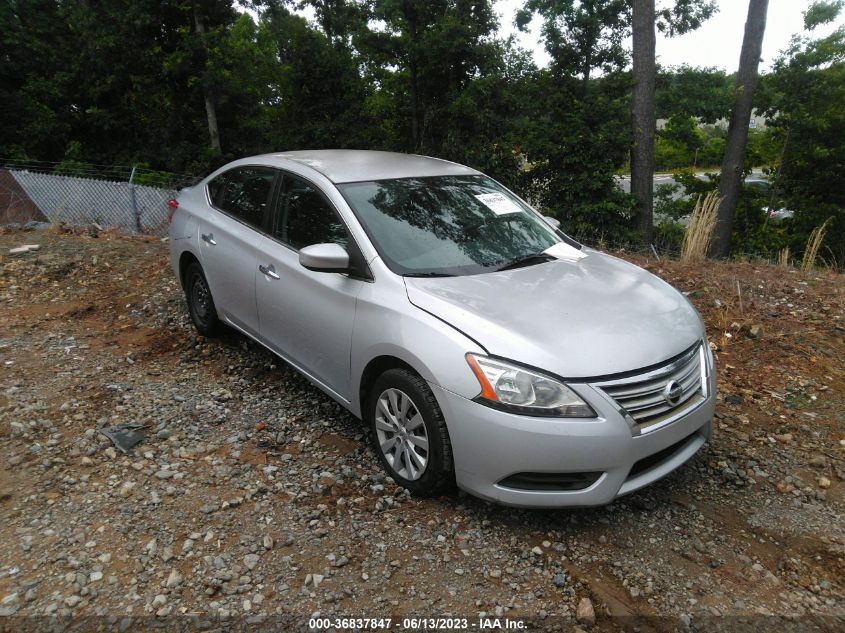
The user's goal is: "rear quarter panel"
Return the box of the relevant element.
[169,186,204,285]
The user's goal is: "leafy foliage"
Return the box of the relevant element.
[654,169,789,258]
[656,0,717,36]
[655,65,733,123]
[515,72,638,244]
[516,0,630,82]
[512,1,639,244]
[4,0,837,264]
[759,1,845,266]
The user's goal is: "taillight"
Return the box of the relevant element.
[167,198,178,223]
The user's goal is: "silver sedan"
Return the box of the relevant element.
[169,150,715,508]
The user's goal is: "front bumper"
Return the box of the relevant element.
[431,368,715,508]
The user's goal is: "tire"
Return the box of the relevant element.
[184,261,219,337]
[366,368,455,496]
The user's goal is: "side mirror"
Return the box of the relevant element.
[299,243,350,273]
[543,215,561,230]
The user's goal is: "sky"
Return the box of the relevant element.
[496,0,845,72]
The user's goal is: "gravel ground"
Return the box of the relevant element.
[0,227,843,632]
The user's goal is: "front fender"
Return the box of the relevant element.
[350,279,486,418]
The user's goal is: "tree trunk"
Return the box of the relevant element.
[582,46,593,86]
[631,0,656,246]
[709,0,769,258]
[193,5,222,154]
[581,1,595,86]
[203,92,221,154]
[410,61,420,150]
[408,11,420,151]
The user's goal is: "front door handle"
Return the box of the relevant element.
[259,264,280,280]
[201,233,216,245]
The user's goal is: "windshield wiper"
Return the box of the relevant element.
[403,272,455,278]
[493,252,555,272]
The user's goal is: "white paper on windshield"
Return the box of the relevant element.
[544,241,587,262]
[475,192,523,216]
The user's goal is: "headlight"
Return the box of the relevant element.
[465,354,596,417]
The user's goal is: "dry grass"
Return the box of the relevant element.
[595,235,608,251]
[801,218,832,272]
[681,191,720,263]
[777,246,790,268]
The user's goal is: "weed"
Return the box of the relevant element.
[681,191,719,263]
[801,218,832,272]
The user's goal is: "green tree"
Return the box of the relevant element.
[515,1,715,244]
[516,71,637,243]
[653,114,707,169]
[258,1,375,151]
[514,1,635,243]
[761,1,845,265]
[0,0,75,160]
[0,0,245,170]
[357,0,501,153]
[517,0,630,85]
[299,0,368,46]
[655,65,732,123]
[436,43,539,188]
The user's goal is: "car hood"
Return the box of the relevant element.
[404,250,703,379]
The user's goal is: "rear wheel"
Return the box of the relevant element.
[184,261,219,337]
[366,369,454,496]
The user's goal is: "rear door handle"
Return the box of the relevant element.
[201,233,216,245]
[259,264,280,279]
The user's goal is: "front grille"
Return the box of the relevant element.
[595,343,705,430]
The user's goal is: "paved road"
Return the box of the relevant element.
[616,174,681,194]
[617,171,771,225]
[615,169,767,195]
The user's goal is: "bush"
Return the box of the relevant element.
[654,169,790,260]
[653,220,685,255]
[654,137,691,171]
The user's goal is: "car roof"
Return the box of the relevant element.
[257,149,480,184]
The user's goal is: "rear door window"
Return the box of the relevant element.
[208,167,277,229]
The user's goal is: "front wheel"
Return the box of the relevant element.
[184,261,219,337]
[366,369,455,496]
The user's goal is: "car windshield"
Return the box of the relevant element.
[338,175,577,276]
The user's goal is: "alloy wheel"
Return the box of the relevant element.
[374,388,429,481]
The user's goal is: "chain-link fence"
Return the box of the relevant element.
[0,159,200,236]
